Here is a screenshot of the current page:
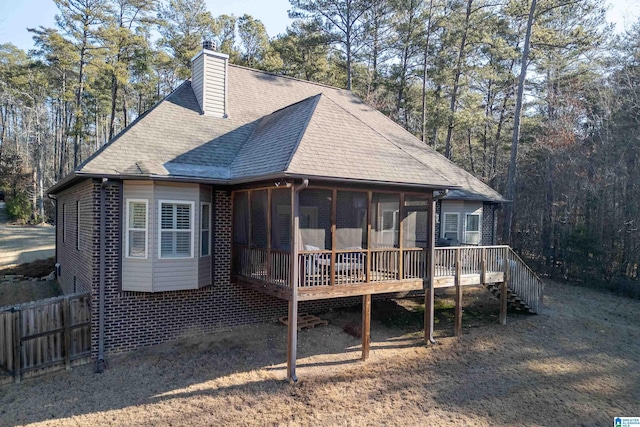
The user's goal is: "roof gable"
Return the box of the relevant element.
[230,95,320,180]
[286,95,453,187]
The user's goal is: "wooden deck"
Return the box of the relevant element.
[234,242,543,383]
[234,245,541,313]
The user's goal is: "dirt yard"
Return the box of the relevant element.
[1,281,639,426]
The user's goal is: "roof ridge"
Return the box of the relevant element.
[317,94,456,187]
[229,94,321,173]
[282,94,321,172]
[229,64,350,94]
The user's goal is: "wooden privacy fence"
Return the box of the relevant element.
[0,292,91,384]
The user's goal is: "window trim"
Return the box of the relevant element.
[200,202,211,257]
[125,198,149,259]
[442,212,460,240]
[158,199,195,259]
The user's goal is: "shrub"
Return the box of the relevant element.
[6,191,31,223]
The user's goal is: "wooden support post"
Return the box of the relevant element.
[13,310,21,384]
[454,248,463,337]
[267,189,272,283]
[330,189,337,286]
[500,252,509,326]
[425,195,436,344]
[362,294,371,360]
[63,296,71,370]
[287,299,298,382]
[398,193,405,280]
[366,191,372,283]
[287,185,300,383]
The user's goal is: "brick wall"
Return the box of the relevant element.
[482,204,497,245]
[56,179,100,295]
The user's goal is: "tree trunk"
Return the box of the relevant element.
[421,0,435,144]
[444,0,472,160]
[503,0,537,244]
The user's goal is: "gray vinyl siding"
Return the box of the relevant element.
[152,182,199,291]
[198,184,213,288]
[122,181,153,292]
[191,56,204,114]
[203,54,226,117]
[122,181,200,292]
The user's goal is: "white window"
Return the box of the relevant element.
[465,213,481,245]
[159,200,194,259]
[442,212,459,240]
[126,199,148,258]
[201,202,211,257]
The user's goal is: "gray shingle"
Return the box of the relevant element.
[54,64,503,201]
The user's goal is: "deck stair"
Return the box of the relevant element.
[485,282,535,313]
[490,247,543,314]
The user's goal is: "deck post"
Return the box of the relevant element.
[366,191,372,283]
[287,298,298,382]
[425,194,436,344]
[362,294,371,360]
[267,189,272,283]
[398,193,405,280]
[454,247,463,337]
[330,189,337,286]
[500,249,509,326]
[287,181,305,383]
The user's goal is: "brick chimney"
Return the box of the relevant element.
[191,41,229,117]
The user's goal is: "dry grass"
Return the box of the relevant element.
[1,281,639,426]
[0,257,56,278]
[0,278,61,309]
[0,257,61,308]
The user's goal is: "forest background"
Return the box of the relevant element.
[1,0,638,296]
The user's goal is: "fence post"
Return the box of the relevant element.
[63,296,71,370]
[455,248,463,337]
[500,250,509,326]
[13,310,21,384]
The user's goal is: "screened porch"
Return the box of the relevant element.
[231,185,433,301]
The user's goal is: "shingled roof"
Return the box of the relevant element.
[49,64,505,202]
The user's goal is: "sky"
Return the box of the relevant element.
[0,0,638,53]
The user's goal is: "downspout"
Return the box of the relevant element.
[287,178,308,383]
[96,178,117,373]
[47,194,59,276]
[295,179,309,193]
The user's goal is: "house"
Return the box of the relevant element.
[48,43,540,381]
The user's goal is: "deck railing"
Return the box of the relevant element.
[234,244,543,313]
[434,246,510,276]
[507,249,544,313]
